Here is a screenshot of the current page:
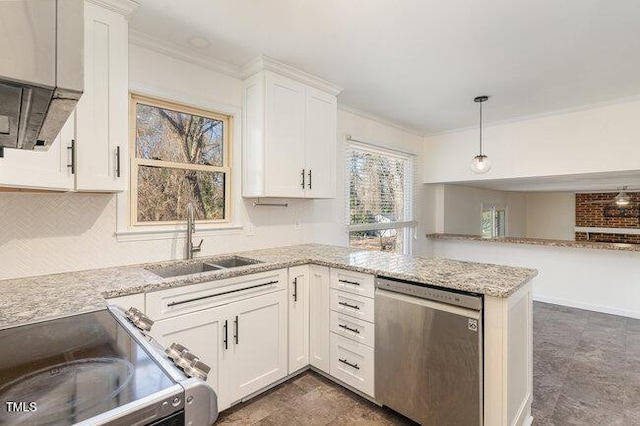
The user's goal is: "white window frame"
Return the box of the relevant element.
[481,203,508,238]
[346,139,417,255]
[115,84,243,242]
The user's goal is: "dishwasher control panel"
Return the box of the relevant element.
[375,277,482,311]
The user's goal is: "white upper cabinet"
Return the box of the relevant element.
[242,57,341,199]
[263,72,306,197]
[0,0,134,192]
[0,114,75,191]
[75,1,130,192]
[304,87,337,198]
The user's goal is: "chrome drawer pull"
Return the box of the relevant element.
[339,324,360,334]
[167,280,279,307]
[338,301,360,310]
[338,279,360,286]
[339,358,360,370]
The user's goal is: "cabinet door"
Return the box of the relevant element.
[75,2,128,191]
[0,114,74,191]
[304,88,337,198]
[151,305,231,409]
[264,71,305,197]
[288,265,309,373]
[226,290,288,404]
[309,265,331,373]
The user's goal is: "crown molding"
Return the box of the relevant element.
[86,0,139,16]
[241,55,343,96]
[337,103,425,138]
[128,30,241,79]
[425,93,640,139]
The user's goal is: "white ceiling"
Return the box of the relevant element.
[128,0,640,135]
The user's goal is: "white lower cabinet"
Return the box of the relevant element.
[225,290,288,405]
[309,265,331,373]
[146,265,375,412]
[328,267,376,398]
[330,333,375,397]
[106,292,145,313]
[288,265,310,373]
[152,304,227,406]
[149,285,288,411]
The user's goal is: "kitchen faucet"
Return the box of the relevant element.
[186,202,203,260]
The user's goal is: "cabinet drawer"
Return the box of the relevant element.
[146,269,288,320]
[330,333,374,397]
[330,289,374,323]
[330,310,374,348]
[330,268,375,298]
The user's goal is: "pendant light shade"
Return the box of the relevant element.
[470,95,491,174]
[615,187,631,206]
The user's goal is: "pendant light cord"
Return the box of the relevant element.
[479,100,483,156]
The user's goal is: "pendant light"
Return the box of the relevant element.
[470,95,491,174]
[615,186,631,206]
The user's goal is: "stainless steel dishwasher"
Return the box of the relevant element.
[375,276,483,426]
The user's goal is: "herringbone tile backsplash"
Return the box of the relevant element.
[0,192,323,280]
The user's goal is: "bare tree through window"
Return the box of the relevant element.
[131,95,231,224]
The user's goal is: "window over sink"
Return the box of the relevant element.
[130,94,231,225]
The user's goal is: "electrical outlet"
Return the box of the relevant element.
[246,223,254,236]
[294,219,301,230]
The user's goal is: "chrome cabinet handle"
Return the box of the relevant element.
[234,316,239,345]
[115,146,121,178]
[338,301,360,310]
[338,324,360,334]
[339,358,360,370]
[166,281,279,307]
[67,140,75,174]
[308,169,312,189]
[338,279,360,286]
[301,168,305,189]
[293,277,298,302]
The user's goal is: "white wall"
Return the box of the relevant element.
[424,99,640,183]
[431,239,640,319]
[525,192,575,240]
[441,184,527,237]
[0,45,426,280]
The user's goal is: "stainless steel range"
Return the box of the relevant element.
[0,306,218,426]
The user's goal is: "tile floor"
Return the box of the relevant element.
[216,301,640,425]
[532,301,640,426]
[216,371,417,425]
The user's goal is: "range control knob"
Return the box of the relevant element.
[124,308,154,332]
[125,307,143,321]
[175,350,198,370]
[135,314,154,332]
[166,342,189,361]
[183,359,211,380]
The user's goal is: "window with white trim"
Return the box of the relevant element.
[346,141,416,254]
[130,94,231,226]
[481,204,506,238]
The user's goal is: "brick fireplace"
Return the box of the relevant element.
[575,192,640,244]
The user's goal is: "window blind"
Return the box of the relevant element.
[345,140,417,232]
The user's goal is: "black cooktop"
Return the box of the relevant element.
[0,310,175,425]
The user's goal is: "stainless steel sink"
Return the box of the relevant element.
[149,256,263,278]
[150,262,223,278]
[207,256,262,269]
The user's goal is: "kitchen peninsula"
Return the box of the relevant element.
[0,244,537,425]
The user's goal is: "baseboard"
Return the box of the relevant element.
[533,294,640,319]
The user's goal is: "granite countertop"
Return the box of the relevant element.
[0,244,537,329]
[427,233,640,252]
